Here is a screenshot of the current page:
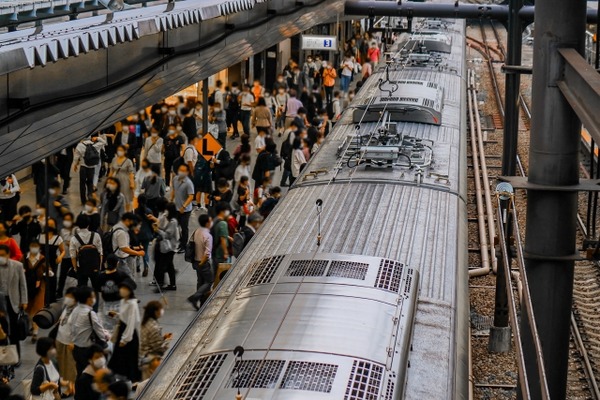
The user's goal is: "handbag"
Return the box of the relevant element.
[22,379,32,400]
[107,210,120,226]
[88,312,107,349]
[159,237,174,254]
[16,310,30,341]
[0,345,19,366]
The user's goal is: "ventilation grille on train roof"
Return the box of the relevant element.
[280,361,339,393]
[285,260,328,277]
[384,375,395,400]
[344,360,384,400]
[247,256,284,286]
[375,259,404,292]
[226,359,286,389]
[327,260,369,280]
[173,353,227,399]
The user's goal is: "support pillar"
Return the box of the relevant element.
[519,0,586,398]
[202,78,209,135]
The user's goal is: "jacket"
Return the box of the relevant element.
[322,67,337,87]
[1,259,27,313]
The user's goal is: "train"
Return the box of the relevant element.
[140,15,468,400]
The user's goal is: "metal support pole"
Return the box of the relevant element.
[519,0,586,398]
[490,0,523,353]
[43,158,51,306]
[202,78,209,135]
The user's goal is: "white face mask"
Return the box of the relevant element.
[161,107,168,113]
[223,210,231,218]
[131,116,139,122]
[214,108,221,113]
[0,257,7,266]
[168,130,175,135]
[177,126,183,131]
[63,220,72,229]
[151,132,159,137]
[34,208,43,216]
[84,205,93,213]
[93,356,106,370]
[117,150,125,157]
[159,309,165,318]
[169,110,177,116]
[47,349,57,360]
[30,247,40,255]
[106,184,117,192]
[178,171,187,178]
[48,188,57,196]
[63,297,75,307]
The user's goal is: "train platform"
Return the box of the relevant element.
[6,130,289,396]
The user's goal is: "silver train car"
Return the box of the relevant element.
[140,17,468,400]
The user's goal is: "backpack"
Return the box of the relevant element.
[101,227,124,258]
[208,91,216,106]
[83,143,100,166]
[280,131,293,160]
[74,232,101,272]
[232,230,246,258]
[185,229,197,263]
[172,147,193,175]
[267,152,282,170]
[228,91,240,110]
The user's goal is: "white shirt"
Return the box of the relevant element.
[183,145,198,168]
[135,169,153,197]
[240,92,255,111]
[143,137,164,164]
[341,59,354,77]
[73,137,107,168]
[0,175,19,200]
[292,148,307,178]
[118,298,140,344]
[254,135,266,151]
[214,89,224,107]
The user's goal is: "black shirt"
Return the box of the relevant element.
[98,270,130,302]
[11,218,42,253]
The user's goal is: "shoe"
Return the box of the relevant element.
[149,281,158,286]
[136,265,141,273]
[164,285,177,291]
[31,334,37,344]
[14,361,21,368]
[187,297,200,311]
[62,190,68,195]
[143,267,148,277]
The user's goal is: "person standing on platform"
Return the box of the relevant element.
[187,214,213,311]
[322,61,337,106]
[23,240,45,343]
[163,128,185,188]
[0,221,22,261]
[209,102,228,149]
[97,254,131,332]
[0,244,28,359]
[109,146,135,212]
[99,177,126,232]
[211,203,231,275]
[172,165,194,253]
[107,280,140,383]
[0,174,20,222]
[11,206,42,256]
[142,128,164,174]
[239,85,255,137]
[57,145,74,195]
[111,213,145,276]
[56,212,74,299]
[70,215,103,290]
[227,82,241,139]
[284,90,303,129]
[340,54,354,95]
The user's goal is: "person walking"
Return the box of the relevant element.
[172,165,194,252]
[23,241,46,343]
[99,177,126,232]
[108,279,141,383]
[55,287,77,387]
[0,244,27,359]
[187,214,213,311]
[140,301,171,380]
[73,133,106,205]
[150,203,179,291]
[238,85,255,136]
[109,146,135,211]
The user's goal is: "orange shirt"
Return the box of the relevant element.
[252,85,264,101]
[322,68,337,87]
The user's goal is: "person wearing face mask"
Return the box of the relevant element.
[74,345,107,400]
[113,120,138,162]
[31,337,67,400]
[274,87,289,136]
[163,127,186,188]
[108,146,134,212]
[332,90,342,121]
[100,178,126,232]
[321,61,337,105]
[140,300,171,379]
[140,167,166,216]
[141,129,163,175]
[148,202,179,291]
[110,213,145,276]
[107,380,130,400]
[107,279,140,382]
[171,165,195,252]
[11,205,42,255]
[93,368,115,400]
[0,244,27,360]
[73,133,107,206]
[40,180,70,229]
[37,218,64,303]
[0,174,20,222]
[302,56,317,92]
[209,102,228,149]
[80,199,101,233]
[69,286,109,377]
[55,287,77,387]
[97,255,133,332]
[180,107,196,143]
[23,241,47,342]
[186,214,213,311]
[238,85,255,136]
[211,202,231,276]
[56,213,74,299]
[134,161,153,201]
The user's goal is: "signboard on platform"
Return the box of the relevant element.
[301,35,337,51]
[195,133,222,161]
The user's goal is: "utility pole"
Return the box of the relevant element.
[520,0,586,398]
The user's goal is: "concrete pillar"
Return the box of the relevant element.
[519,0,586,398]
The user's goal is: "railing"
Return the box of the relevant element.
[496,194,551,399]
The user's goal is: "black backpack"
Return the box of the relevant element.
[280,131,293,160]
[228,92,240,110]
[74,232,101,272]
[83,143,100,166]
[172,147,193,175]
[185,229,197,263]
[101,227,124,258]
[232,230,246,258]
[208,91,216,106]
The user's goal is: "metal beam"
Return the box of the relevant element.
[343,0,598,23]
[557,48,600,147]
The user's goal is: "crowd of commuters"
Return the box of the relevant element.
[0,31,380,398]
